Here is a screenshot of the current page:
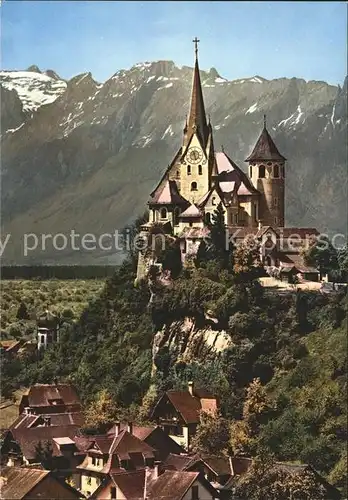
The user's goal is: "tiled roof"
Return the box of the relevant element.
[10,412,84,431]
[164,453,199,471]
[279,253,318,273]
[8,425,80,460]
[23,384,82,409]
[178,227,210,239]
[245,126,286,162]
[0,467,49,499]
[110,469,145,499]
[147,470,200,500]
[153,389,218,425]
[215,151,259,196]
[149,180,189,206]
[107,424,155,441]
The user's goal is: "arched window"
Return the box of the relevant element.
[176,170,180,179]
[187,165,191,176]
[174,207,180,226]
[249,166,252,178]
[273,164,279,178]
[191,182,197,191]
[212,196,216,205]
[259,165,265,178]
[281,165,285,178]
[198,165,202,175]
[205,212,211,224]
[274,217,278,225]
[160,207,167,219]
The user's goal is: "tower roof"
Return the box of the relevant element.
[185,38,209,147]
[245,119,286,162]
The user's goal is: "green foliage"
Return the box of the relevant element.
[191,409,230,455]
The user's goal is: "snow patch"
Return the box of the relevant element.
[215,77,227,83]
[0,70,67,112]
[246,102,258,114]
[162,124,174,139]
[157,83,173,90]
[278,105,304,128]
[6,122,25,134]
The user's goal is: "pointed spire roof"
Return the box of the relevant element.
[149,180,189,206]
[185,38,209,147]
[245,118,286,162]
[179,203,203,219]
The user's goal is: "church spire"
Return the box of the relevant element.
[185,37,209,147]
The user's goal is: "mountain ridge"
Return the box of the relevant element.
[1,61,346,264]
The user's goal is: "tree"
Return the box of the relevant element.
[234,454,327,500]
[230,378,276,455]
[16,302,29,320]
[84,389,118,433]
[233,235,262,279]
[206,202,234,269]
[302,235,338,280]
[191,409,230,455]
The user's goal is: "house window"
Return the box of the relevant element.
[187,165,191,175]
[110,486,117,499]
[86,476,91,486]
[259,165,265,178]
[189,222,193,227]
[198,165,202,175]
[273,164,279,178]
[191,182,197,191]
[91,457,96,466]
[212,196,216,205]
[191,485,199,500]
[160,208,167,219]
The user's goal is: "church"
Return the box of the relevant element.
[137,39,319,282]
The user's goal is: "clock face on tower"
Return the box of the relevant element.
[187,147,203,164]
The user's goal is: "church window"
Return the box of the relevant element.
[191,182,197,191]
[234,213,238,224]
[174,207,180,226]
[281,165,285,178]
[273,164,279,178]
[160,208,167,219]
[212,196,216,205]
[187,165,191,175]
[259,165,265,178]
[110,487,117,499]
[198,165,202,175]
[189,222,193,227]
[249,166,252,177]
[205,213,211,224]
[274,197,278,207]
[176,170,180,178]
[274,217,278,225]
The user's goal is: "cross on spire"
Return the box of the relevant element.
[192,37,200,58]
[263,114,267,128]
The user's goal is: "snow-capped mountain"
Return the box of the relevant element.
[1,61,346,264]
[0,70,67,114]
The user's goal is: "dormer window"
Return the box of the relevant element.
[259,165,265,178]
[191,182,197,191]
[273,164,279,178]
[198,165,202,175]
[187,165,191,176]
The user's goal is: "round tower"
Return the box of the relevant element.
[245,116,286,227]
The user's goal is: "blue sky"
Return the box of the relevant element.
[1,1,347,85]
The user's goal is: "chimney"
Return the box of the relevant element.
[115,422,121,436]
[188,381,194,396]
[127,422,133,434]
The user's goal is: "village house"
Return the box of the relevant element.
[0,466,83,499]
[76,427,157,497]
[19,383,83,416]
[150,381,218,450]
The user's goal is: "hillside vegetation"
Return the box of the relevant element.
[2,249,347,493]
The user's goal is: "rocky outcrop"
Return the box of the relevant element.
[152,316,232,376]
